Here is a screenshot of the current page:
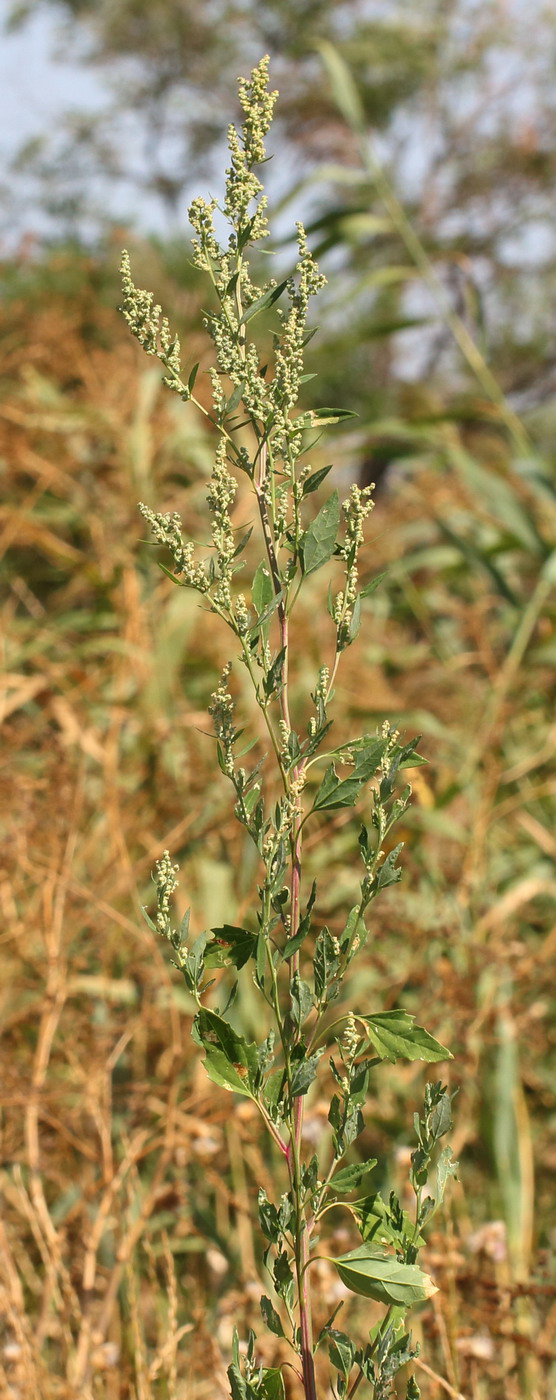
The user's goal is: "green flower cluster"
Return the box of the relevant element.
[224,56,277,240]
[208,663,236,776]
[153,850,179,940]
[120,249,183,394]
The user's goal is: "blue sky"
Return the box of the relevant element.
[0,7,167,243]
[1,9,104,152]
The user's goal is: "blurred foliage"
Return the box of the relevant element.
[6,2,556,452]
[0,237,555,1396]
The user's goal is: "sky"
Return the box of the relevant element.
[0,5,312,249]
[0,9,106,161]
[0,7,166,244]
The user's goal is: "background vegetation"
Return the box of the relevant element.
[1,3,556,1397]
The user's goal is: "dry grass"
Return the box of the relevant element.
[1,243,555,1399]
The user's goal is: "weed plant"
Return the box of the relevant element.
[2,55,555,1400]
[121,59,456,1400]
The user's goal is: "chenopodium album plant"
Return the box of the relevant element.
[121,57,457,1400]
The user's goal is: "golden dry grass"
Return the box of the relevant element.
[1,244,555,1399]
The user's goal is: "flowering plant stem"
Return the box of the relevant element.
[120,56,456,1400]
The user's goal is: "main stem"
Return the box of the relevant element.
[255,446,317,1400]
[291,817,318,1400]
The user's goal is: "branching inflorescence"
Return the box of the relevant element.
[121,56,456,1400]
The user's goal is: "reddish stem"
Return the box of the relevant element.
[291,817,318,1400]
[256,440,316,1398]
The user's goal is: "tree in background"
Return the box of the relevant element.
[6,0,556,425]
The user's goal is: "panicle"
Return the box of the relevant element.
[154,850,179,939]
[224,56,278,242]
[208,663,236,775]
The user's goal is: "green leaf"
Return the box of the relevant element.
[305,718,334,761]
[231,1329,242,1371]
[192,1008,258,1097]
[225,381,245,416]
[157,561,184,585]
[263,647,286,699]
[257,1370,286,1400]
[258,1189,281,1243]
[361,1011,452,1064]
[345,592,362,645]
[257,1030,275,1076]
[237,213,258,252]
[233,526,254,559]
[204,925,257,970]
[273,1250,294,1306]
[314,927,341,999]
[356,1193,425,1249]
[187,362,200,393]
[398,747,428,770]
[282,925,308,959]
[290,973,314,1029]
[429,1089,453,1142]
[327,1329,355,1377]
[328,1093,342,1133]
[260,1296,285,1339]
[283,882,316,957]
[255,928,266,988]
[240,279,289,325]
[331,1246,438,1306]
[361,571,387,597]
[312,763,360,812]
[330,1160,377,1193]
[339,906,367,962]
[227,1361,247,1400]
[142,907,159,936]
[349,1059,372,1107]
[317,40,366,133]
[252,562,274,620]
[309,407,359,426]
[199,1049,256,1097]
[311,740,385,812]
[287,729,302,768]
[252,590,284,634]
[302,1155,319,1196]
[315,1305,346,1351]
[302,464,333,497]
[435,1146,458,1205]
[236,735,259,759]
[290,1051,322,1098]
[301,491,340,577]
[345,735,388,764]
[375,844,404,891]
